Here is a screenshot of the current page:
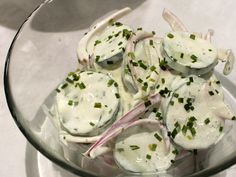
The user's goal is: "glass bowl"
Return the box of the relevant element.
[4,0,236,176]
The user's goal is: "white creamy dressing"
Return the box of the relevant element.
[56,71,119,136]
[114,123,175,172]
[165,75,227,149]
[163,32,218,75]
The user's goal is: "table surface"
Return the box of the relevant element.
[0,0,235,177]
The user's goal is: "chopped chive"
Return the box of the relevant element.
[74,101,79,106]
[138,60,148,70]
[215,89,219,94]
[89,122,95,126]
[94,40,101,46]
[68,100,73,106]
[178,97,184,103]
[232,116,236,120]
[167,33,174,38]
[150,65,156,71]
[94,102,102,108]
[189,77,194,83]
[108,18,114,25]
[191,55,198,63]
[117,148,124,152]
[137,78,143,83]
[204,118,210,125]
[208,49,212,52]
[152,108,158,113]
[170,100,174,106]
[208,91,214,96]
[146,154,152,160]
[130,145,140,150]
[114,22,123,27]
[154,133,162,141]
[137,27,142,30]
[182,125,188,134]
[161,78,165,84]
[190,127,196,136]
[114,82,118,87]
[190,34,196,40]
[148,144,157,151]
[115,93,120,99]
[66,77,74,84]
[149,39,154,46]
[189,116,197,122]
[171,128,178,139]
[78,82,86,89]
[122,29,132,40]
[95,55,100,62]
[128,52,135,59]
[114,31,121,37]
[216,80,221,84]
[172,149,179,155]
[152,31,156,35]
[107,79,115,87]
[173,93,179,98]
[61,83,68,89]
[118,41,123,46]
[55,88,61,93]
[156,84,160,89]
[180,53,184,59]
[219,126,223,132]
[144,100,151,107]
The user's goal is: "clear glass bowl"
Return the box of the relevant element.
[4,0,236,176]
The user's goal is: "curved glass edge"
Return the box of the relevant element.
[3,0,236,177]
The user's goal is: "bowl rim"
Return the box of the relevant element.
[3,0,236,176]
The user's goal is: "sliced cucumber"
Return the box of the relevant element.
[162,31,218,75]
[56,71,120,136]
[114,120,175,173]
[165,75,232,149]
[93,24,132,67]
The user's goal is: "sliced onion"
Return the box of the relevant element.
[162,8,188,32]
[84,93,161,157]
[204,29,214,42]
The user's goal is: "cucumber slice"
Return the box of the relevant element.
[162,31,218,75]
[93,24,132,66]
[114,120,175,173]
[165,75,232,149]
[56,71,120,136]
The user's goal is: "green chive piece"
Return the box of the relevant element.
[208,91,214,96]
[115,93,120,99]
[167,33,174,38]
[107,60,114,65]
[68,100,73,106]
[191,55,198,63]
[118,41,123,46]
[208,49,212,52]
[148,144,157,151]
[107,79,115,87]
[178,97,184,103]
[89,122,95,126]
[216,80,221,84]
[66,77,74,84]
[55,88,61,93]
[152,31,156,35]
[154,133,162,141]
[94,40,101,46]
[146,154,152,160]
[190,34,196,40]
[143,99,151,107]
[172,149,179,155]
[219,126,223,132]
[170,100,174,106]
[182,125,187,134]
[78,82,86,89]
[95,55,100,62]
[61,83,68,89]
[137,78,143,83]
[94,102,102,108]
[117,148,124,152]
[130,145,140,150]
[173,93,179,98]
[204,118,210,124]
[150,65,156,71]
[161,78,165,84]
[149,40,154,46]
[232,116,236,120]
[122,29,132,40]
[180,53,184,58]
[171,128,178,139]
[137,27,142,30]
[190,127,196,136]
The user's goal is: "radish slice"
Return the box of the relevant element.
[113,119,175,173]
[162,9,188,32]
[77,7,131,66]
[84,93,161,157]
